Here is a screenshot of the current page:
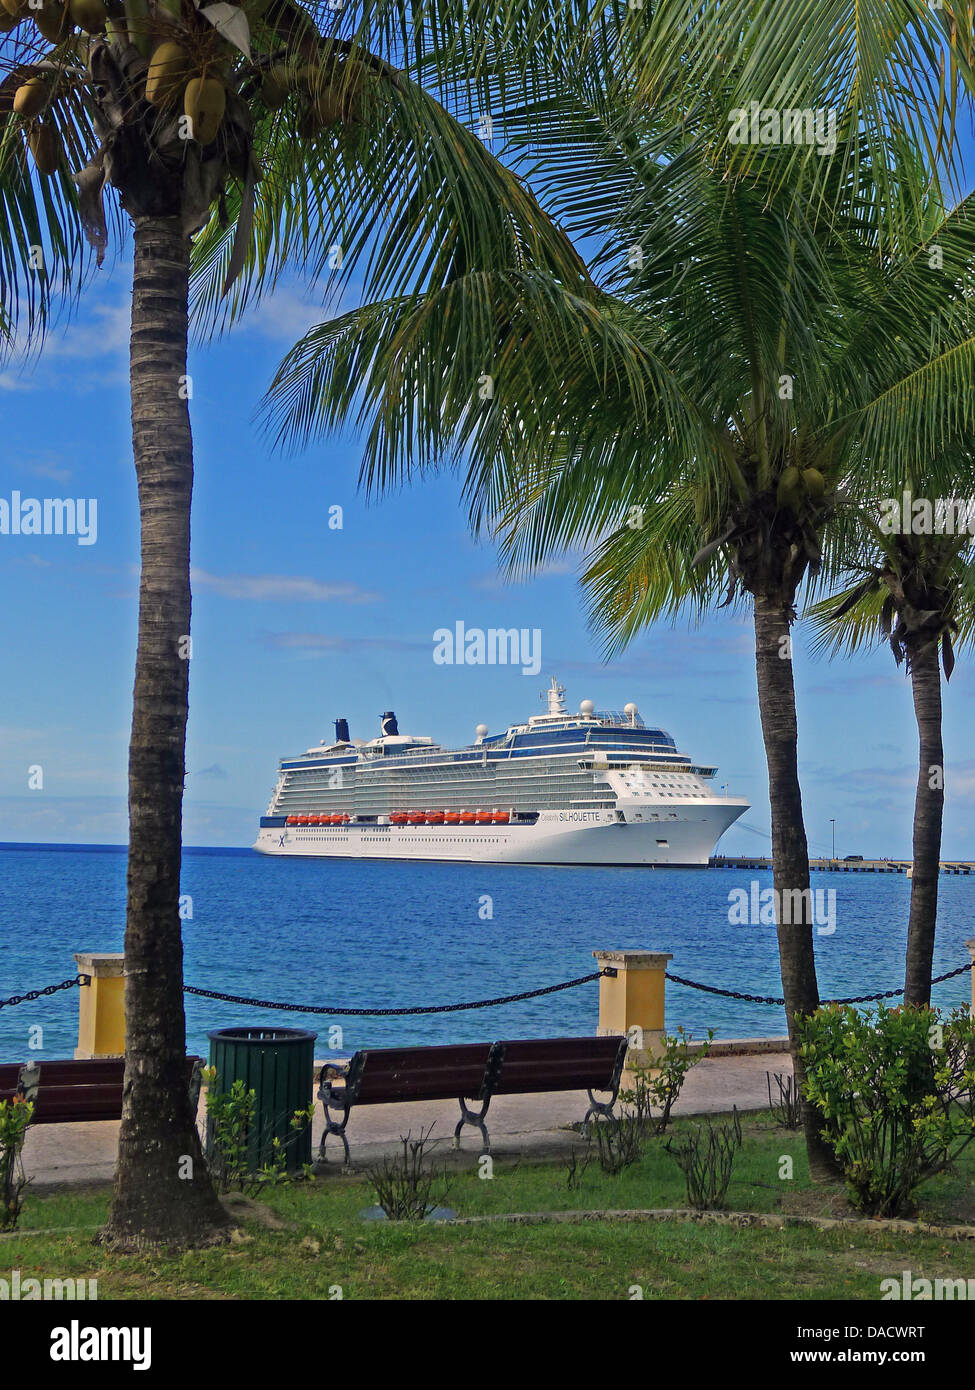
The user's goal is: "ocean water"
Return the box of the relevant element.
[0,843,972,1062]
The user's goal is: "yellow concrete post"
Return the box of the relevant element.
[966,940,975,1017]
[74,952,126,1059]
[593,949,672,1086]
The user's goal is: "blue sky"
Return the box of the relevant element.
[2,168,975,859]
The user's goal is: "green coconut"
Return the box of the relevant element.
[13,77,49,119]
[145,41,192,106]
[68,0,106,32]
[33,0,70,43]
[28,122,60,176]
[802,467,826,500]
[260,63,293,109]
[184,75,226,146]
[776,465,802,511]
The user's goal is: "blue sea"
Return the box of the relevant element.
[0,843,972,1062]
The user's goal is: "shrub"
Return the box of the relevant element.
[366,1126,450,1220]
[619,1026,713,1136]
[203,1068,314,1194]
[766,1070,802,1130]
[663,1107,742,1209]
[589,1113,645,1175]
[798,1003,975,1217]
[0,1095,33,1231]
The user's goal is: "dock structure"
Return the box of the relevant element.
[710,857,975,874]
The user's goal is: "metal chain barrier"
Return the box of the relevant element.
[2,962,971,1018]
[183,967,614,1017]
[0,974,90,1011]
[666,961,972,1008]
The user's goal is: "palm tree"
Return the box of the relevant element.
[1,0,584,1248]
[262,56,975,1175]
[808,510,975,1005]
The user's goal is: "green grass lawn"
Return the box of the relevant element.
[4,1110,974,1300]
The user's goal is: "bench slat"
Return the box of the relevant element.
[17,1055,203,1124]
[492,1036,626,1096]
[351,1043,497,1104]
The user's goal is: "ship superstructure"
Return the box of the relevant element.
[253,679,748,865]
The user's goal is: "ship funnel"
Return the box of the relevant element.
[334,717,350,744]
[381,711,399,737]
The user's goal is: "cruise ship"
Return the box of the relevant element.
[253,680,748,866]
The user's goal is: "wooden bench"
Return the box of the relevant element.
[12,1056,204,1123]
[317,1035,628,1163]
[0,1064,22,1107]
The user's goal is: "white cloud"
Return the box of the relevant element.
[191,567,381,603]
[229,280,357,343]
[263,632,427,653]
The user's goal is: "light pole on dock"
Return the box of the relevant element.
[830,819,836,862]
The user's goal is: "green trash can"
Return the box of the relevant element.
[206,1026,317,1175]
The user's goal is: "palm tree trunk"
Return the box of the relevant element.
[101,215,228,1249]
[753,592,838,1179]
[904,639,944,1007]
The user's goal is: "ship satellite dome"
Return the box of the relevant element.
[624,702,638,716]
[579,699,594,715]
[475,723,488,738]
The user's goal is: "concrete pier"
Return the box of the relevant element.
[710,857,975,874]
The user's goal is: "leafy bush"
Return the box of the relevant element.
[0,1095,33,1231]
[203,1068,314,1194]
[798,1003,975,1217]
[619,1026,713,1136]
[663,1107,742,1209]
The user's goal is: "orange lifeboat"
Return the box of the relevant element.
[459,810,477,824]
[391,812,409,826]
[444,811,462,825]
[425,810,445,824]
[296,815,310,825]
[285,815,298,826]
[339,813,351,824]
[475,809,494,825]
[492,809,511,824]
[407,811,426,825]
[307,815,322,825]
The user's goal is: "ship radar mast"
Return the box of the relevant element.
[542,677,566,716]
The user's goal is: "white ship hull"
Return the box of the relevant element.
[253,802,747,867]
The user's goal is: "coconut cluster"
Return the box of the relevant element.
[3,0,113,173]
[145,41,227,145]
[776,465,827,512]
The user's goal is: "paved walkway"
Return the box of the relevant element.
[22,1049,791,1187]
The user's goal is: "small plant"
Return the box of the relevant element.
[0,1095,33,1231]
[366,1126,450,1221]
[766,1070,803,1130]
[590,1113,645,1175]
[563,1145,592,1191]
[619,1026,714,1136]
[663,1107,743,1209]
[798,1003,975,1218]
[203,1068,314,1194]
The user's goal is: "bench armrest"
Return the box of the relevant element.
[317,1060,351,1106]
